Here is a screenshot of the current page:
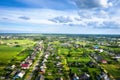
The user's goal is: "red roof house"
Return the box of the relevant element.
[21,63,29,69]
[101,60,107,64]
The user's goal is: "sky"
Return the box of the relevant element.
[0,0,120,34]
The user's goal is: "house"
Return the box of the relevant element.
[26,58,33,65]
[16,70,25,78]
[56,62,62,66]
[45,54,49,59]
[99,49,104,53]
[101,60,107,64]
[43,59,47,63]
[11,65,16,69]
[113,54,120,62]
[39,68,46,74]
[94,45,99,50]
[56,56,60,59]
[36,75,44,80]
[87,61,96,67]
[94,54,103,62]
[21,63,30,69]
[10,70,17,77]
[73,73,79,80]
[55,77,63,80]
[79,73,90,80]
[97,72,109,80]
[113,54,120,59]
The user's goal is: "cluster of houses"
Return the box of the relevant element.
[35,44,66,80]
[2,41,43,80]
[20,56,33,69]
[33,45,54,80]
[90,53,107,64]
[24,44,51,80]
[14,43,43,79]
[97,72,110,80]
[113,54,120,61]
[39,51,50,74]
[69,72,90,80]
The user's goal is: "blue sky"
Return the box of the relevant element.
[0,0,120,34]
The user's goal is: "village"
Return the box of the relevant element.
[0,34,120,80]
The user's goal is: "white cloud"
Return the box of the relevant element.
[0,5,120,30]
[99,0,112,8]
[0,8,78,25]
[49,16,73,23]
[73,0,112,9]
[71,0,120,29]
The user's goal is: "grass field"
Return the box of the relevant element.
[0,39,35,62]
[0,45,23,63]
[2,39,35,47]
[0,44,23,75]
[0,39,36,75]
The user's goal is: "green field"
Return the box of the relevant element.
[2,39,35,47]
[0,45,23,63]
[0,39,36,75]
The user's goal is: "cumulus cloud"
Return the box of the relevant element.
[111,0,120,7]
[0,8,79,25]
[98,21,120,29]
[73,0,112,9]
[68,23,85,27]
[49,16,72,23]
[71,0,120,30]
[18,16,30,20]
[78,9,110,19]
[2,17,9,20]
[74,17,81,21]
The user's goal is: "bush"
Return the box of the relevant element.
[14,45,21,47]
